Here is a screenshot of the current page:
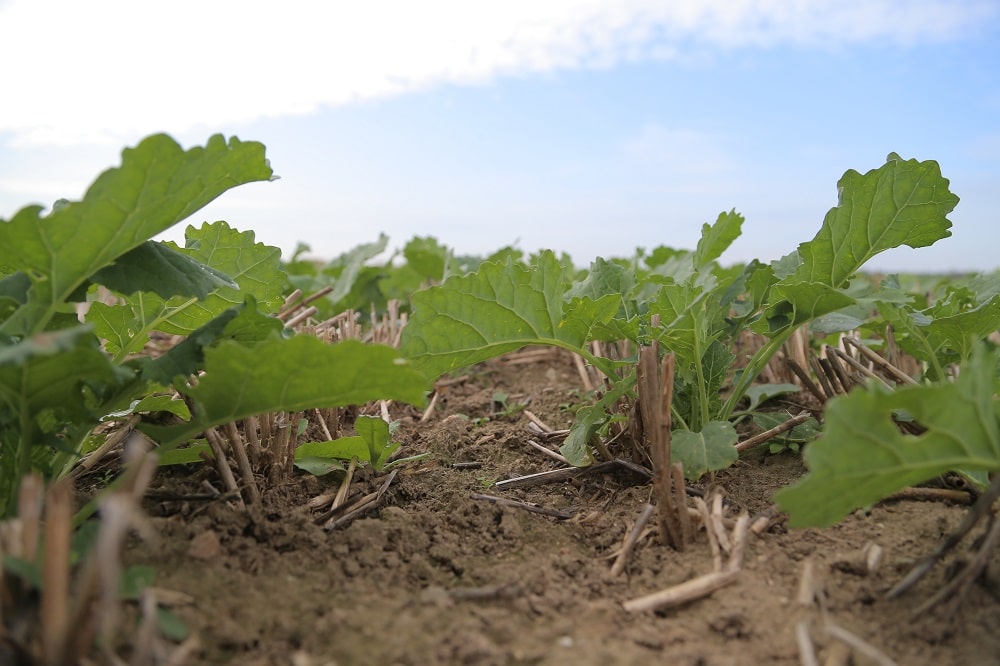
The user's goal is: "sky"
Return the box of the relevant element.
[0,1,998,273]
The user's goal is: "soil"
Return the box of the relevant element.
[126,351,1000,665]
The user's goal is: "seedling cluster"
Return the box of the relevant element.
[0,134,997,662]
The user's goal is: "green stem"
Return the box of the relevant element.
[560,343,621,381]
[721,326,797,421]
[906,327,946,381]
[671,407,689,431]
[691,330,710,432]
[3,398,37,517]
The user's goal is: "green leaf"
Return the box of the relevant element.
[673,341,733,431]
[289,234,389,309]
[588,315,641,344]
[755,282,856,334]
[138,298,283,386]
[693,210,743,267]
[355,416,400,470]
[672,421,738,480]
[0,272,30,308]
[741,383,801,414]
[0,327,117,423]
[561,296,623,346]
[294,438,357,476]
[156,607,190,642]
[91,241,237,299]
[101,394,191,421]
[649,280,710,367]
[879,295,1000,372]
[154,222,286,334]
[2,556,41,588]
[118,565,157,600]
[0,134,273,335]
[212,298,287,346]
[790,153,958,288]
[142,337,430,449]
[922,295,1000,360]
[810,311,868,335]
[88,222,285,357]
[158,442,212,466]
[645,246,685,270]
[293,417,399,474]
[752,412,820,443]
[566,257,636,305]
[403,236,450,282]
[775,347,1000,527]
[0,326,122,515]
[401,251,617,378]
[560,375,634,466]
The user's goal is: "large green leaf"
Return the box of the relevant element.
[0,134,273,334]
[401,251,618,378]
[142,337,430,449]
[138,298,285,386]
[754,282,856,334]
[90,241,237,300]
[790,153,958,288]
[88,221,284,357]
[157,222,285,332]
[776,347,1000,527]
[725,155,959,419]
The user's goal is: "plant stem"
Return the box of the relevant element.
[564,343,620,380]
[904,324,946,381]
[691,328,711,431]
[4,398,36,517]
[721,327,796,420]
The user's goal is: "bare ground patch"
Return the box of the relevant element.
[128,354,1000,665]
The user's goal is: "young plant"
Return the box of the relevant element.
[294,415,404,476]
[401,154,962,476]
[776,345,999,527]
[0,134,430,519]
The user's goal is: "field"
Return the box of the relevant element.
[118,351,1000,665]
[1,134,998,665]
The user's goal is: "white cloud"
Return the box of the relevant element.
[0,0,994,146]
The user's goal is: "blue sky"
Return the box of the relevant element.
[0,1,998,272]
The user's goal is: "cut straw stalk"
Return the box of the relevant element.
[610,503,655,577]
[622,569,739,613]
[735,411,813,452]
[41,480,72,666]
[638,340,689,551]
[622,513,749,613]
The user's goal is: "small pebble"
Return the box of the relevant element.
[187,530,222,560]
